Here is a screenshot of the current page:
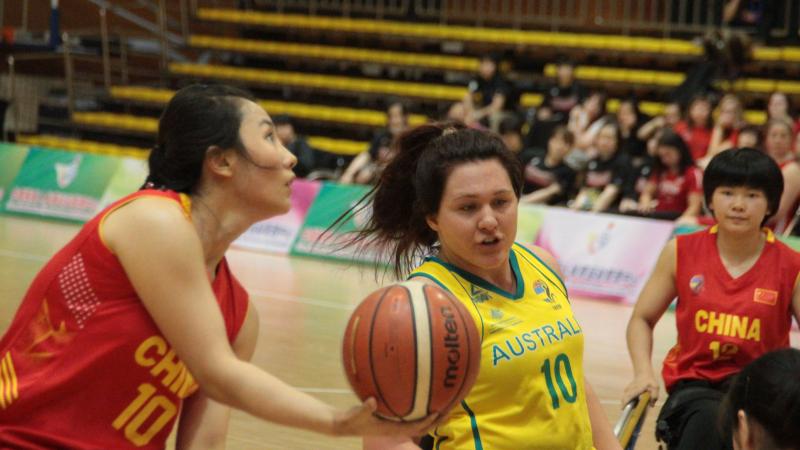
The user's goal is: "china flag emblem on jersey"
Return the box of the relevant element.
[753,288,778,306]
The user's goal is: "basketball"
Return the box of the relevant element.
[342,280,481,421]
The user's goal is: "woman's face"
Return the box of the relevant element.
[234,100,298,217]
[656,145,681,169]
[547,134,571,161]
[765,122,793,158]
[689,100,711,127]
[617,103,638,131]
[709,185,769,234]
[768,92,789,119]
[595,124,619,159]
[426,159,518,278]
[717,98,742,127]
[664,104,682,127]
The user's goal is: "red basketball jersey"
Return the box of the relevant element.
[0,189,249,449]
[662,226,800,391]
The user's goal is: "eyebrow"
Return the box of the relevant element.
[259,118,274,127]
[453,189,513,199]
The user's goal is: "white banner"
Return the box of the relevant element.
[233,179,321,255]
[535,208,675,303]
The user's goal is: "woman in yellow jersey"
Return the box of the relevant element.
[344,122,620,450]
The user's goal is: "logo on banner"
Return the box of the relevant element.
[587,222,615,254]
[753,288,778,306]
[55,155,82,189]
[690,275,704,294]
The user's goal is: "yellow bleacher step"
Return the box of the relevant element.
[71,111,369,156]
[17,134,148,159]
[168,62,466,101]
[108,86,428,127]
[189,35,477,72]
[197,8,704,57]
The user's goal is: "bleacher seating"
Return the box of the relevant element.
[70,111,370,156]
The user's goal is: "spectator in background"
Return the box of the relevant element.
[763,118,800,234]
[498,116,537,164]
[620,129,659,214]
[539,56,586,124]
[273,115,341,179]
[737,124,762,150]
[705,94,746,164]
[445,100,485,130]
[569,90,610,151]
[339,101,409,185]
[766,91,800,135]
[720,348,800,450]
[638,102,682,142]
[463,53,517,131]
[674,95,714,162]
[636,131,704,223]
[571,121,630,212]
[617,98,649,166]
[519,126,577,205]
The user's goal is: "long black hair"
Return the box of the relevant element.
[334,122,523,278]
[720,348,800,449]
[143,83,256,193]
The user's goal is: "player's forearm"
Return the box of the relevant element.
[585,381,622,450]
[626,317,656,377]
[200,357,338,435]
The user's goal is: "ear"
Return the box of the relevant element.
[425,213,440,233]
[204,145,236,179]
[734,410,753,450]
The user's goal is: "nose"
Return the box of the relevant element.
[282,143,298,170]
[477,207,498,232]
[731,193,746,210]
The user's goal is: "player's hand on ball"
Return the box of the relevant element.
[331,398,439,437]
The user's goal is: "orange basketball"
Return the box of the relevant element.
[342,280,481,421]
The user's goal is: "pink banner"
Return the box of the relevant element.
[233,179,321,254]
[535,208,674,303]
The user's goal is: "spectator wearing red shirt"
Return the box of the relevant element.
[637,130,703,223]
[674,95,713,162]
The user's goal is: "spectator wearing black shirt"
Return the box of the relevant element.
[571,121,631,212]
[617,98,648,166]
[498,116,537,163]
[539,56,586,124]
[520,126,577,205]
[274,115,341,179]
[339,101,409,185]
[464,54,517,132]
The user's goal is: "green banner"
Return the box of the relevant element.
[0,143,30,208]
[291,182,379,263]
[516,204,546,245]
[97,157,149,211]
[4,147,120,221]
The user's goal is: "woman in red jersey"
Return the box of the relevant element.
[763,118,800,235]
[623,147,800,450]
[0,84,434,449]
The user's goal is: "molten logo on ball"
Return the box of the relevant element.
[342,280,481,421]
[442,305,461,389]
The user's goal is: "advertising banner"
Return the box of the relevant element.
[4,148,119,221]
[516,204,546,245]
[291,182,380,263]
[0,143,30,207]
[535,208,675,303]
[234,179,322,254]
[97,157,149,211]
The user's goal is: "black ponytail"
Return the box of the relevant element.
[332,121,522,279]
[140,83,255,193]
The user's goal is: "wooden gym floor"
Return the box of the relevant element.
[2,214,797,449]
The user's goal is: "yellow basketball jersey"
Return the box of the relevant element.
[410,243,594,450]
